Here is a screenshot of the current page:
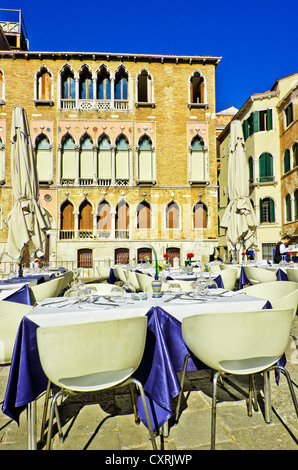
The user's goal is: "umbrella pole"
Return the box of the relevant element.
[18,247,25,277]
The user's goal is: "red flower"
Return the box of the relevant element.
[187,253,194,259]
[163,253,169,258]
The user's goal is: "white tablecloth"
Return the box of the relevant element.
[27,291,268,327]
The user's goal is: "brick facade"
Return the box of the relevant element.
[0,47,221,269]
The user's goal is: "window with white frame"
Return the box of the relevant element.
[0,70,5,103]
[35,66,53,103]
[137,200,151,229]
[189,135,206,182]
[137,135,153,182]
[0,137,5,182]
[61,135,76,181]
[136,68,154,106]
[79,66,93,101]
[98,135,112,184]
[115,135,129,183]
[193,201,208,228]
[189,71,206,107]
[97,65,111,109]
[60,66,76,109]
[36,135,52,182]
[166,201,179,229]
[79,135,94,184]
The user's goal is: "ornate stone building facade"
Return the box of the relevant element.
[0,10,221,272]
[218,73,298,261]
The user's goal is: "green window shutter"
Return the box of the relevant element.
[259,198,263,223]
[248,114,254,135]
[253,111,259,133]
[259,154,266,182]
[267,153,273,181]
[295,191,298,220]
[242,120,249,140]
[284,149,290,173]
[270,198,275,222]
[267,109,273,130]
[248,157,253,181]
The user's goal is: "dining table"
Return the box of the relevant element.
[0,273,56,305]
[2,286,273,450]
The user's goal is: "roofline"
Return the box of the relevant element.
[0,49,222,64]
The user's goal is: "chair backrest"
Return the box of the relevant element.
[206,264,221,273]
[59,271,74,291]
[244,266,276,284]
[29,276,65,304]
[219,269,237,290]
[0,301,33,365]
[241,281,298,314]
[136,272,153,292]
[36,316,147,391]
[113,267,128,283]
[127,270,141,291]
[286,268,298,283]
[96,266,110,281]
[182,308,293,375]
[220,263,241,280]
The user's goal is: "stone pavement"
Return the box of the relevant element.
[0,316,297,452]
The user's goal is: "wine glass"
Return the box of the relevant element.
[84,285,98,303]
[122,279,136,294]
[191,273,207,298]
[205,273,219,295]
[168,282,182,294]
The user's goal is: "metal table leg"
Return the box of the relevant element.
[27,401,37,450]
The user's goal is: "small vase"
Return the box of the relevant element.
[186,263,193,274]
[152,278,162,298]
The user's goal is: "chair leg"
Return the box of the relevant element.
[41,381,64,445]
[264,370,272,423]
[211,371,220,450]
[175,353,191,422]
[129,378,157,450]
[248,374,259,416]
[129,383,140,424]
[41,380,51,442]
[290,332,298,350]
[269,365,298,418]
[46,389,65,450]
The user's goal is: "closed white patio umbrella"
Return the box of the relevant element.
[221,120,257,259]
[6,106,50,271]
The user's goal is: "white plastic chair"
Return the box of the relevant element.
[136,272,153,292]
[241,281,298,316]
[58,271,74,291]
[36,316,157,450]
[0,301,33,367]
[29,277,65,304]
[242,281,298,346]
[96,266,110,282]
[220,263,241,280]
[218,269,237,290]
[126,270,141,291]
[113,267,128,284]
[243,266,277,284]
[286,268,298,283]
[176,308,297,450]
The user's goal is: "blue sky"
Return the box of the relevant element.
[1,0,297,112]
